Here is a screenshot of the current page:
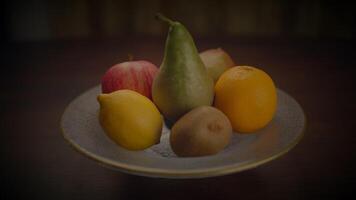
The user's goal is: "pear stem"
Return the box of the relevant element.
[155,13,175,26]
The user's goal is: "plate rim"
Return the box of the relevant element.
[60,85,306,179]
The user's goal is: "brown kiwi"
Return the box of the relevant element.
[170,106,232,157]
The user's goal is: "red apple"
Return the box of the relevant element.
[200,48,235,83]
[101,60,158,99]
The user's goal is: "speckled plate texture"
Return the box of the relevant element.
[61,85,305,179]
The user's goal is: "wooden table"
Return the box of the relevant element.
[2,37,355,199]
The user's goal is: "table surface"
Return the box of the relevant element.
[2,37,355,200]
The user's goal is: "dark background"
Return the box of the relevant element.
[1,0,355,41]
[1,0,356,200]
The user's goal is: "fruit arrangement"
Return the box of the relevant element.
[98,14,277,157]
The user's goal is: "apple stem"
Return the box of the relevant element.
[128,54,134,61]
[155,13,175,26]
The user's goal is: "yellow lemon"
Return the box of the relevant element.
[97,90,162,150]
[214,66,277,133]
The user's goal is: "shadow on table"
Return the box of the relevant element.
[115,170,270,200]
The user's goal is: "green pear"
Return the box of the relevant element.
[200,48,235,83]
[152,14,214,122]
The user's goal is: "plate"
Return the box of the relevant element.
[61,85,305,178]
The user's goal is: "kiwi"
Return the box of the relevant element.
[170,106,232,157]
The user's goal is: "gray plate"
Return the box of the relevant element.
[61,85,305,179]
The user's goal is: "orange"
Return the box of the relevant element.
[214,66,277,133]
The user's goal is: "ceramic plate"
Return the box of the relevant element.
[61,85,305,178]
